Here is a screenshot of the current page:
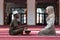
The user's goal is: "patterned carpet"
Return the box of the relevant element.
[0,26,60,40]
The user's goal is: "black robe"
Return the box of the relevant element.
[9,19,24,35]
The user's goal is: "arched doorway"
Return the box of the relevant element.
[36,0,59,25]
[4,0,27,25]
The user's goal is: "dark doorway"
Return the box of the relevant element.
[4,0,27,25]
[36,0,59,25]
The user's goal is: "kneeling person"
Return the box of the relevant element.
[9,14,24,35]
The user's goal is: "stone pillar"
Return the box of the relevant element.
[0,0,4,25]
[27,0,35,25]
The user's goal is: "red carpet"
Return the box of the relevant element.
[0,25,60,40]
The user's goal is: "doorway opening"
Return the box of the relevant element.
[4,0,27,25]
[36,0,59,25]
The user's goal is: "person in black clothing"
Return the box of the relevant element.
[9,14,24,35]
